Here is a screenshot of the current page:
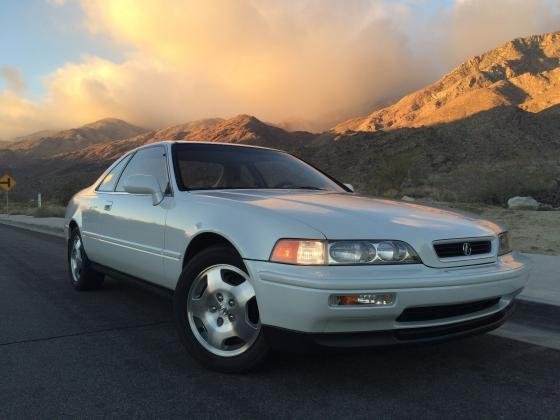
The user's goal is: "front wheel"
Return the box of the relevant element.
[174,245,269,372]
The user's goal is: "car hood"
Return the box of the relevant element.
[192,190,504,267]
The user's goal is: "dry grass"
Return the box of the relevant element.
[31,205,66,218]
[2,201,66,218]
[442,202,560,255]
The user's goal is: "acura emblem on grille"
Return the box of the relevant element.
[462,242,472,256]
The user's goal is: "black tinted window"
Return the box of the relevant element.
[173,144,343,192]
[116,147,169,192]
[179,161,224,189]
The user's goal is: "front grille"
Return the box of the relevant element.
[434,240,491,258]
[396,298,500,322]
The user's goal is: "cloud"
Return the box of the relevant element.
[441,0,560,65]
[77,0,427,128]
[1,0,559,139]
[46,0,67,6]
[1,67,26,94]
[0,92,44,140]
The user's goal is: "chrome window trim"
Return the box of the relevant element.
[95,152,134,192]
[110,144,174,197]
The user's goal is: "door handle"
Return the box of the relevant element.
[104,201,113,211]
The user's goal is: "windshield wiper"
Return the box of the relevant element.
[289,186,327,191]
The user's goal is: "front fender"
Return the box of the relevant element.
[64,196,82,240]
[165,193,326,262]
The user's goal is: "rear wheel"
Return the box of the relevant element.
[174,245,268,372]
[68,228,104,291]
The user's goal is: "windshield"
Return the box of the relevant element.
[172,143,346,192]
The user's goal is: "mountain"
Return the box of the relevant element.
[3,118,148,158]
[58,115,314,164]
[151,118,224,139]
[334,32,560,133]
[1,31,560,207]
[0,115,313,201]
[315,32,560,205]
[11,129,59,143]
[182,114,315,146]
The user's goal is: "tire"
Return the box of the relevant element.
[68,228,105,291]
[174,245,269,373]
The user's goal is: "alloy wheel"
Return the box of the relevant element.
[187,264,260,357]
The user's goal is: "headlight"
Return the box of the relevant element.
[270,239,420,265]
[328,240,420,264]
[498,232,512,256]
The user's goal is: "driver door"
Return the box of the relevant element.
[96,146,170,284]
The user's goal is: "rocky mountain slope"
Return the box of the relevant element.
[2,118,147,158]
[11,129,59,144]
[0,115,314,201]
[1,31,560,206]
[334,32,560,133]
[59,115,315,164]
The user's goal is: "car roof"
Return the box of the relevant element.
[131,140,283,154]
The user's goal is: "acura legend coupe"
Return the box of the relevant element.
[65,141,531,372]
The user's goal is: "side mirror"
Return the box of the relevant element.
[123,174,164,206]
[343,183,354,193]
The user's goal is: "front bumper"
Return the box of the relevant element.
[244,253,531,336]
[263,302,515,349]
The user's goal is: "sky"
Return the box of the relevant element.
[0,0,559,139]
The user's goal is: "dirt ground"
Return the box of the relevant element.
[442,202,560,256]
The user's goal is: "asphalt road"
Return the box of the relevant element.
[1,224,559,419]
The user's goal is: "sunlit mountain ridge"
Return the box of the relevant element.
[334,32,560,133]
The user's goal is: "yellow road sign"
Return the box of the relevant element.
[0,174,16,192]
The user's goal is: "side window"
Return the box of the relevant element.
[115,147,169,192]
[97,154,132,192]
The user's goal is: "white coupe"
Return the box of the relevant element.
[65,141,530,372]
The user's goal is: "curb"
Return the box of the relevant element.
[509,299,560,331]
[0,219,66,239]
[518,296,560,309]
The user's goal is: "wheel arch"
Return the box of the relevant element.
[183,231,245,268]
[67,219,79,244]
[68,219,79,233]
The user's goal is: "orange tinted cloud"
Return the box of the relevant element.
[1,0,559,139]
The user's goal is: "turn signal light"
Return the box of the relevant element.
[270,239,326,265]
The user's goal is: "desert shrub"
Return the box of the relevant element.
[0,198,35,215]
[431,161,560,205]
[0,197,66,217]
[33,205,66,218]
[356,153,427,197]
